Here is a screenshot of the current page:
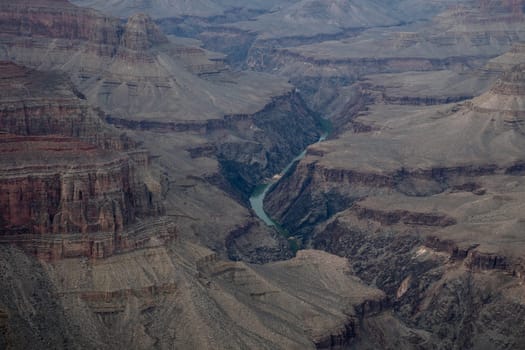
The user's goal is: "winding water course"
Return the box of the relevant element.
[249,133,327,226]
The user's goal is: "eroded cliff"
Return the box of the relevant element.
[0,62,165,260]
[264,60,525,348]
[3,1,525,349]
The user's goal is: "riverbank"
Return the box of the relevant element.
[249,131,328,231]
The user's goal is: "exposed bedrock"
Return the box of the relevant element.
[120,13,168,51]
[0,138,166,260]
[0,1,286,122]
[0,1,324,201]
[0,245,97,350]
[0,241,392,349]
[0,143,165,257]
[0,135,159,236]
[267,60,525,233]
[0,62,165,260]
[0,0,120,43]
[226,3,525,123]
[0,1,332,267]
[305,207,525,349]
[0,1,166,55]
[216,92,321,196]
[262,60,525,348]
[264,158,503,237]
[196,28,258,68]
[107,91,322,197]
[0,61,135,150]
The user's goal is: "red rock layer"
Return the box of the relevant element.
[0,1,169,59]
[0,0,120,43]
[0,134,158,236]
[0,62,165,259]
[0,61,136,150]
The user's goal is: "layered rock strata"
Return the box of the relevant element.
[0,1,423,349]
[233,1,525,120]
[0,0,323,199]
[1,241,388,349]
[0,0,290,122]
[264,63,525,348]
[0,62,165,259]
[0,61,134,150]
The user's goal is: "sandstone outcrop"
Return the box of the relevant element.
[0,61,166,260]
[263,57,525,348]
[0,240,389,349]
[0,61,134,150]
[4,1,525,349]
[0,133,172,260]
[0,0,324,199]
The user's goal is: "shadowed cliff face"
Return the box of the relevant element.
[215,92,321,196]
[2,1,525,349]
[0,0,324,197]
[263,60,525,348]
[201,0,525,121]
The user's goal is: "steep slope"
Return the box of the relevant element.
[237,0,525,119]
[0,61,167,260]
[0,1,285,122]
[265,62,525,349]
[0,0,324,198]
[6,1,525,349]
[0,4,383,348]
[1,240,388,349]
[0,60,328,349]
[70,0,297,19]
[232,0,403,39]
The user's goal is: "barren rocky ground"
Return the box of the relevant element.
[1,0,525,349]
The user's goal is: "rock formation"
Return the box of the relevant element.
[0,238,390,349]
[2,1,525,349]
[234,0,525,118]
[0,0,324,197]
[264,61,525,348]
[0,0,285,121]
[0,61,166,260]
[71,0,297,19]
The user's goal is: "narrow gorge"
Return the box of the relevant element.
[2,1,525,349]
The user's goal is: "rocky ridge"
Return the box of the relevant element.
[239,0,525,120]
[0,239,390,349]
[0,4,362,348]
[0,0,324,197]
[71,0,295,19]
[3,1,525,349]
[264,59,525,348]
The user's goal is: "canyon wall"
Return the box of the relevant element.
[0,62,166,260]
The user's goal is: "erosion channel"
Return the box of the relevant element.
[249,133,328,228]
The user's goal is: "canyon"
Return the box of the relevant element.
[1,0,525,349]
